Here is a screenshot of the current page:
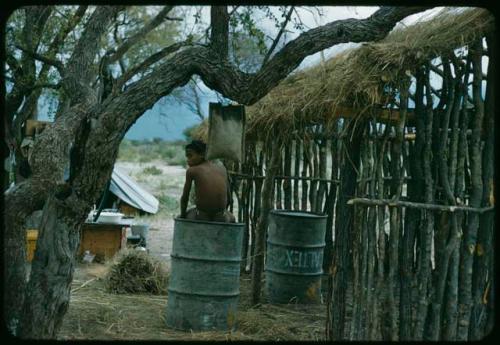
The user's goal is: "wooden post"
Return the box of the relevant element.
[413,63,436,340]
[365,121,379,340]
[316,138,328,213]
[329,119,364,340]
[301,140,309,211]
[323,129,338,273]
[309,140,319,211]
[283,143,292,210]
[457,39,485,341]
[275,147,283,209]
[293,140,301,210]
[470,34,495,340]
[251,139,280,305]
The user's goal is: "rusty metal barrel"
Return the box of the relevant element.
[265,210,327,304]
[166,218,244,331]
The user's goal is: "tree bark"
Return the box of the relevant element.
[18,194,86,338]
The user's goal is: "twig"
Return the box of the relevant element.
[71,277,98,293]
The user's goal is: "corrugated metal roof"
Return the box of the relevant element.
[110,167,159,214]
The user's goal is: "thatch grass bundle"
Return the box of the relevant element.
[105,250,169,295]
[62,269,326,341]
[192,7,494,144]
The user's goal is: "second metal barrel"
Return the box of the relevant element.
[165,218,244,331]
[265,210,327,304]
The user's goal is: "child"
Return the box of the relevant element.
[180,140,235,223]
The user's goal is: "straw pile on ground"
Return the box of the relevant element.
[105,250,169,295]
[192,7,494,144]
[60,267,327,340]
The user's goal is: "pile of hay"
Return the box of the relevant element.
[105,250,169,295]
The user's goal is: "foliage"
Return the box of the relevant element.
[118,139,186,166]
[110,7,180,76]
[141,165,162,175]
[157,193,179,214]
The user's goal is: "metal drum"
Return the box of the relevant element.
[166,218,244,331]
[265,210,327,304]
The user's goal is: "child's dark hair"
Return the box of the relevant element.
[185,140,206,154]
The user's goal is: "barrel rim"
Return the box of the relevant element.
[269,209,327,219]
[174,217,245,227]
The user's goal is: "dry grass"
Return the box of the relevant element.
[59,266,327,341]
[192,7,494,144]
[105,249,169,295]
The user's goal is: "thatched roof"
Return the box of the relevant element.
[193,7,494,143]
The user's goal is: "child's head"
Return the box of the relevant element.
[185,140,206,167]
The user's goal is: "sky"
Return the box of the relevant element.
[39,6,451,141]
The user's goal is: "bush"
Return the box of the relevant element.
[158,194,179,213]
[118,139,186,165]
[142,166,162,175]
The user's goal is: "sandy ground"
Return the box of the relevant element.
[57,160,327,341]
[114,160,187,269]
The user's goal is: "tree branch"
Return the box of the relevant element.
[210,6,229,59]
[243,7,432,104]
[116,39,192,90]
[103,7,432,140]
[262,6,294,66]
[14,45,64,72]
[106,6,174,63]
[62,6,124,104]
[47,5,88,56]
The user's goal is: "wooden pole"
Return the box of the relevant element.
[251,139,280,305]
[301,140,309,211]
[329,119,364,340]
[293,140,301,210]
[275,148,283,210]
[309,139,319,211]
[316,138,328,213]
[413,63,436,340]
[457,39,485,341]
[283,143,292,210]
[470,33,495,340]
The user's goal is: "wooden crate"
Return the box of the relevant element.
[78,223,127,261]
[26,224,126,262]
[26,229,38,262]
[119,203,139,217]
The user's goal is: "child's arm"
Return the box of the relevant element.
[180,168,193,218]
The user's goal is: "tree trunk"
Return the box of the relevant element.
[18,193,86,338]
[4,179,48,335]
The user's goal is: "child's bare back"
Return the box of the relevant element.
[189,161,227,212]
[180,140,235,223]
